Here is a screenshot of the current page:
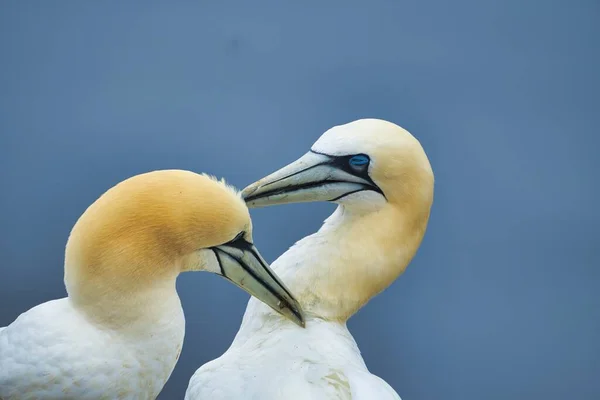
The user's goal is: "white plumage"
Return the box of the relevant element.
[187,119,434,399]
[186,233,401,400]
[0,170,303,399]
[0,297,184,399]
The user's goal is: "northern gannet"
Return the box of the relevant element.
[0,170,304,400]
[185,119,434,400]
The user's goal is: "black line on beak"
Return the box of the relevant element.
[245,245,296,301]
[329,188,373,202]
[259,159,331,188]
[243,149,384,203]
[220,237,297,304]
[213,247,271,293]
[310,150,381,191]
[244,179,362,203]
[212,246,302,322]
[211,248,225,276]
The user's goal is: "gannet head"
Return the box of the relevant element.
[242,119,434,320]
[65,170,304,327]
[243,118,433,213]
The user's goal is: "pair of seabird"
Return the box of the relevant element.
[0,118,434,400]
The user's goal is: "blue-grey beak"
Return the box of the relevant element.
[212,234,305,327]
[242,151,382,208]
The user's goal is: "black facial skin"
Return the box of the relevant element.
[210,232,303,324]
[242,150,384,203]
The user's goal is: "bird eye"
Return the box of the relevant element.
[348,154,370,168]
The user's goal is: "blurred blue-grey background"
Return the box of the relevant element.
[1,1,598,399]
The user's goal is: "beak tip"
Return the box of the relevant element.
[292,304,307,329]
[278,301,306,329]
[299,317,306,328]
[292,312,306,329]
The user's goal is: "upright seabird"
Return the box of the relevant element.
[0,169,304,400]
[186,119,434,400]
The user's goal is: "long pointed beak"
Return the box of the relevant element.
[213,240,305,327]
[242,151,382,208]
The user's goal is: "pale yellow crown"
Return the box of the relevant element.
[64,170,251,299]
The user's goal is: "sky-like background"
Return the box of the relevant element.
[1,1,599,399]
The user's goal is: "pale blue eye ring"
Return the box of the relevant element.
[349,154,370,167]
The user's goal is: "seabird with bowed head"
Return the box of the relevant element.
[185,119,434,400]
[0,169,304,400]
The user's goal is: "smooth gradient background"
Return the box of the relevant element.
[1,1,598,399]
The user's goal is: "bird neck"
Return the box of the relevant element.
[65,265,182,331]
[273,202,429,322]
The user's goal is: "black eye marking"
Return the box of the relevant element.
[231,231,246,243]
[224,230,253,251]
[309,149,385,200]
[328,154,375,184]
